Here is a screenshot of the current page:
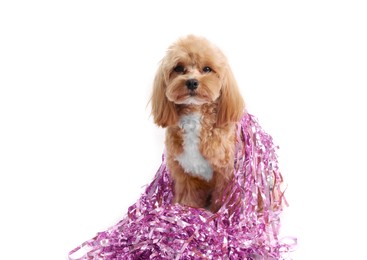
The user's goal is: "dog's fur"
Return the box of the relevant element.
[151,35,244,212]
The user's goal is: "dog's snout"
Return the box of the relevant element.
[185,79,199,90]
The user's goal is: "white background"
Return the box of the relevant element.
[1,1,366,259]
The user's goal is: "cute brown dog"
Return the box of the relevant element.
[151,35,244,212]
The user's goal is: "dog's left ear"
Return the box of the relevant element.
[150,61,179,127]
[216,66,245,127]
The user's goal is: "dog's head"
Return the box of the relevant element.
[151,35,244,127]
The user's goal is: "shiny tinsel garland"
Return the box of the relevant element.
[69,113,295,260]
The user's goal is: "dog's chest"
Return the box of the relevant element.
[176,113,213,181]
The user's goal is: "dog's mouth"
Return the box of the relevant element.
[189,90,197,97]
[176,91,198,100]
[174,92,210,105]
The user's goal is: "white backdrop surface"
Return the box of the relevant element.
[1,1,366,259]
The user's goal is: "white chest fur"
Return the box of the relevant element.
[176,113,213,181]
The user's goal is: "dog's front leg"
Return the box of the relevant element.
[168,159,213,209]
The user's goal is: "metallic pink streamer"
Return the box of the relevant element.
[69,113,295,260]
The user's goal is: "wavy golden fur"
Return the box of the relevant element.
[151,35,244,212]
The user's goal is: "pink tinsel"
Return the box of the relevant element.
[69,113,295,260]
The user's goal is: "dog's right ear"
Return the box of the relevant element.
[150,62,178,127]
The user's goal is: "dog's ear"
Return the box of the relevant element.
[216,66,245,127]
[150,62,179,127]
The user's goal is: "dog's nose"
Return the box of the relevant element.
[185,79,199,90]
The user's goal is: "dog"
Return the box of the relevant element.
[151,35,244,213]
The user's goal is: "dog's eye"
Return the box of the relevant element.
[203,66,212,73]
[173,65,185,73]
